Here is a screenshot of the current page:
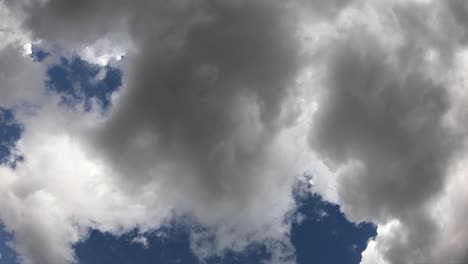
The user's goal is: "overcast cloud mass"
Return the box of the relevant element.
[2,0,468,263]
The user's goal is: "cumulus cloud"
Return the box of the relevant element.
[313,32,457,221]
[309,1,468,263]
[0,101,174,264]
[5,0,468,263]
[0,0,324,263]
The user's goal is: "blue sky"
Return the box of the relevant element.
[0,48,376,263]
[73,194,376,264]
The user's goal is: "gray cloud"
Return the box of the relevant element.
[95,0,300,198]
[2,0,323,263]
[8,0,468,264]
[0,45,45,108]
[312,35,457,221]
[89,3,307,261]
[310,1,468,264]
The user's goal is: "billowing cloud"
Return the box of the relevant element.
[309,1,468,264]
[4,0,468,264]
[0,0,323,263]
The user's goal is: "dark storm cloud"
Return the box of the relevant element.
[14,0,307,199]
[310,1,468,263]
[311,36,457,220]
[96,1,300,199]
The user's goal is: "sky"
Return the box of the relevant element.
[0,52,376,263]
[2,0,468,264]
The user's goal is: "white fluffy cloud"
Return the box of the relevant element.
[0,101,175,263]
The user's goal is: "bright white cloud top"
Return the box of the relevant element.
[1,0,468,264]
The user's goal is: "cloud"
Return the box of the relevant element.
[308,1,468,263]
[0,101,174,264]
[131,236,149,249]
[84,1,311,259]
[312,32,456,221]
[0,44,46,108]
[5,0,468,264]
[0,0,329,263]
[0,0,47,108]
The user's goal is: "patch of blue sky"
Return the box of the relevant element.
[0,225,18,264]
[75,192,376,264]
[0,108,23,169]
[75,218,273,264]
[30,45,49,62]
[291,192,376,264]
[0,108,21,264]
[46,55,121,112]
[75,221,199,264]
